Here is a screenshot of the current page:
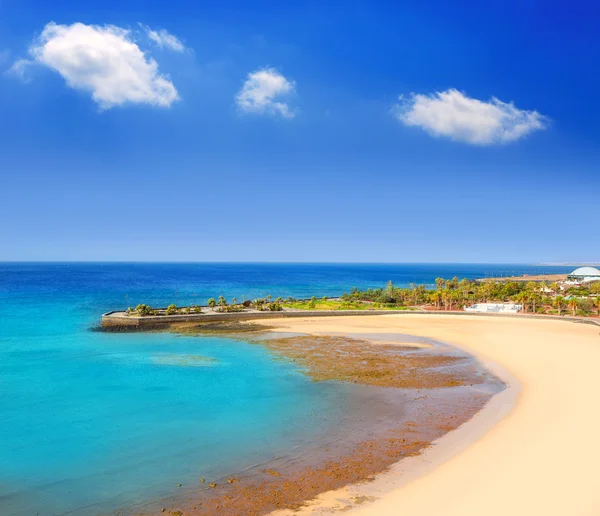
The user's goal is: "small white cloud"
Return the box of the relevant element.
[7,58,31,79]
[11,22,179,109]
[394,89,547,145]
[141,24,185,52]
[236,68,296,118]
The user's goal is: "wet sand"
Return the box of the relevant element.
[135,320,502,516]
[260,314,600,516]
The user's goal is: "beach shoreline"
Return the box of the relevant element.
[263,316,519,515]
[259,314,600,515]
[140,319,501,516]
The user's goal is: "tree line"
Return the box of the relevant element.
[340,277,600,316]
[124,277,600,318]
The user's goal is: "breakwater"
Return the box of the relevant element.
[101,308,600,329]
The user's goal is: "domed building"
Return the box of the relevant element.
[567,266,600,283]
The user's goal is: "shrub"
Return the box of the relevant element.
[268,302,283,311]
[165,304,178,315]
[135,304,154,316]
[578,298,593,314]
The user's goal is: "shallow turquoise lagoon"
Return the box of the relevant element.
[1,327,361,515]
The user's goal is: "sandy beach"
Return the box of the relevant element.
[261,314,600,516]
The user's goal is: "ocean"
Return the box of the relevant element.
[0,263,571,515]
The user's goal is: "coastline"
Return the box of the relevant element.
[141,320,501,516]
[263,316,519,515]
[258,314,600,515]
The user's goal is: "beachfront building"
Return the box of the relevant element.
[565,266,600,284]
[465,303,522,314]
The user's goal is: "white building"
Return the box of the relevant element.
[566,266,600,284]
[465,303,522,314]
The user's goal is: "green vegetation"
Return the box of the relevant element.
[125,304,157,316]
[279,298,415,311]
[282,298,363,310]
[250,298,283,311]
[568,297,579,316]
[338,277,600,317]
[267,301,283,311]
[123,277,600,318]
[553,296,565,316]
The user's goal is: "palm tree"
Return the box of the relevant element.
[416,284,427,303]
[483,281,495,302]
[386,280,395,299]
[435,278,445,293]
[515,292,528,313]
[218,295,227,307]
[429,292,441,309]
[568,297,579,317]
[530,293,541,313]
[451,276,460,289]
[207,298,216,308]
[232,297,237,306]
[442,289,451,310]
[553,296,565,316]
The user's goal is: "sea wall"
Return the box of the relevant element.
[101,309,403,328]
[101,309,600,329]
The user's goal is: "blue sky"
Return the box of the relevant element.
[0,0,598,262]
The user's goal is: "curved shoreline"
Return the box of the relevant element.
[145,321,499,515]
[260,314,600,515]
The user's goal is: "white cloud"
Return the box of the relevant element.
[394,89,547,145]
[141,24,185,52]
[236,68,296,118]
[12,22,179,109]
[7,58,30,79]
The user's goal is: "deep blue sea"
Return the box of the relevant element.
[0,263,572,515]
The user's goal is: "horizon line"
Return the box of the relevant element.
[0,260,589,266]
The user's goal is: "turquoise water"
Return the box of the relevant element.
[0,263,571,515]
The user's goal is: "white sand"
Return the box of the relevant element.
[264,314,600,516]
